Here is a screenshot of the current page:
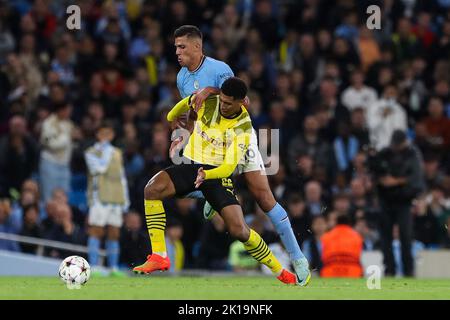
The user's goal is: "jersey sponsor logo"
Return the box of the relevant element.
[195,125,232,148]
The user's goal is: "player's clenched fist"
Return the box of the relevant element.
[191,88,210,111]
[169,136,184,159]
[195,167,206,188]
[170,113,187,131]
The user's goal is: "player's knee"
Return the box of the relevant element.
[144,171,172,200]
[144,180,165,200]
[106,226,120,240]
[88,226,104,238]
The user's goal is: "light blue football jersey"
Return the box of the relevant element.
[176,56,234,98]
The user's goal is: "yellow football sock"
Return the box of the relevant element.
[243,229,283,275]
[144,199,167,255]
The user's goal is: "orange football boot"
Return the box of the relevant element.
[133,254,171,274]
[277,269,297,285]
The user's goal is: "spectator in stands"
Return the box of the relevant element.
[341,69,377,114]
[432,79,449,115]
[426,185,450,237]
[245,91,268,130]
[196,215,233,271]
[286,193,311,247]
[391,17,418,63]
[10,47,43,107]
[352,152,372,189]
[293,33,321,88]
[320,214,363,278]
[39,101,74,202]
[28,0,57,47]
[325,210,338,230]
[412,11,436,49]
[304,181,325,217]
[397,62,428,121]
[442,216,450,248]
[51,188,85,228]
[50,45,76,86]
[329,37,359,85]
[0,198,20,252]
[101,63,126,100]
[315,76,351,138]
[335,11,359,42]
[412,195,440,248]
[173,198,203,269]
[356,26,381,72]
[213,3,250,53]
[354,218,381,251]
[13,179,46,222]
[332,193,351,217]
[422,154,446,189]
[119,211,151,269]
[302,215,327,273]
[44,203,86,259]
[367,85,407,151]
[287,115,330,177]
[268,163,290,201]
[41,199,58,236]
[19,204,43,254]
[0,18,15,63]
[0,115,39,197]
[9,187,39,232]
[166,218,185,273]
[349,177,378,226]
[332,120,359,178]
[420,97,450,154]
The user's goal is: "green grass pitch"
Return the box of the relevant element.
[1,276,450,300]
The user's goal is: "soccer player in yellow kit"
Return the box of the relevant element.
[133,77,298,284]
[171,25,310,286]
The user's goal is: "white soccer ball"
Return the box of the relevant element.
[58,256,91,286]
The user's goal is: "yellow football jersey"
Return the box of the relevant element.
[167,95,252,179]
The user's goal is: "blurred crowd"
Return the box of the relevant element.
[0,0,450,276]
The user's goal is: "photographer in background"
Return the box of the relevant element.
[368,130,425,276]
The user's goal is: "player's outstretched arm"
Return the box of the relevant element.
[191,88,250,111]
[167,96,193,122]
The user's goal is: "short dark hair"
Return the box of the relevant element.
[428,95,443,104]
[390,129,407,146]
[221,77,247,100]
[174,25,202,39]
[287,192,303,204]
[336,213,352,226]
[312,214,326,223]
[97,120,115,132]
[52,101,69,113]
[22,204,39,216]
[167,217,182,228]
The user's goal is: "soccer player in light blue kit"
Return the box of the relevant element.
[171,25,310,286]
